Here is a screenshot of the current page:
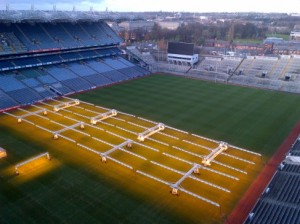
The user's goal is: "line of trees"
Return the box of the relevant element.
[120,22,268,45]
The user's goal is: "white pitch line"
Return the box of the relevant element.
[128,121,148,129]
[137,117,157,124]
[134,141,160,152]
[183,140,255,165]
[20,118,35,125]
[96,120,115,127]
[95,105,111,111]
[80,101,94,106]
[148,137,169,146]
[92,137,114,147]
[162,152,238,180]
[179,187,220,207]
[32,105,62,116]
[222,153,255,165]
[115,126,138,135]
[166,125,189,134]
[162,152,193,165]
[213,160,247,174]
[158,132,179,140]
[183,140,213,151]
[173,146,204,159]
[118,148,147,161]
[68,111,91,120]
[119,111,135,117]
[18,108,50,121]
[35,125,53,134]
[106,131,127,140]
[151,161,230,193]
[231,146,262,156]
[111,117,126,122]
[136,170,169,185]
[191,133,219,144]
[173,146,246,174]
[108,156,133,170]
[58,134,76,143]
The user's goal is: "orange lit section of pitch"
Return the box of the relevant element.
[4,157,61,185]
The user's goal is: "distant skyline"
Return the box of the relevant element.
[1,0,300,13]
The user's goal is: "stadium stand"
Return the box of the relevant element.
[0,18,149,111]
[245,136,300,224]
[196,57,222,72]
[0,32,26,55]
[0,89,18,110]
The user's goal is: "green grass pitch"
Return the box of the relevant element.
[76,74,300,157]
[0,73,299,224]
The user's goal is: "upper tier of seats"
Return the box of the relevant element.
[0,20,151,111]
[0,21,122,55]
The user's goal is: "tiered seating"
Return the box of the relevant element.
[86,60,114,73]
[61,78,92,92]
[245,137,300,224]
[0,33,26,55]
[33,86,55,99]
[37,74,57,84]
[50,83,72,95]
[126,47,156,65]
[245,57,278,77]
[61,23,96,46]
[97,22,122,44]
[216,57,242,74]
[68,62,96,77]
[19,68,41,78]
[246,199,300,224]
[22,78,41,87]
[46,66,78,81]
[118,66,144,78]
[16,23,57,50]
[270,56,290,79]
[236,57,255,75]
[7,88,43,105]
[283,163,300,174]
[134,65,151,75]
[104,58,128,69]
[197,57,222,71]
[102,70,128,82]
[0,20,151,111]
[0,75,26,92]
[282,56,300,81]
[84,73,113,86]
[266,172,300,204]
[0,90,18,110]
[39,23,77,49]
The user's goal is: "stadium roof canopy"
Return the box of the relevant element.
[0,10,132,23]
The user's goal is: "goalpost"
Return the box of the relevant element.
[15,152,51,175]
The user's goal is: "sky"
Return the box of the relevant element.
[1,0,300,13]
